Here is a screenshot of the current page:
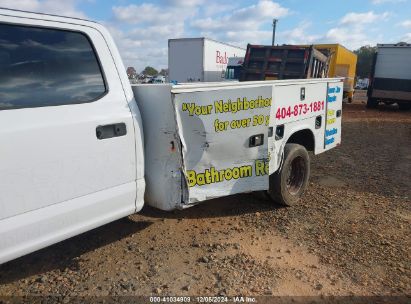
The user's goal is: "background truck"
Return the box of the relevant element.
[239,44,329,82]
[0,8,343,264]
[168,37,246,83]
[303,44,357,103]
[225,57,244,80]
[367,43,411,110]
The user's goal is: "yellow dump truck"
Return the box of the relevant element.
[310,44,357,102]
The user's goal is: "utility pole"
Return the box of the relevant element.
[272,19,278,46]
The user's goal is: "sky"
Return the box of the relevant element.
[0,0,410,72]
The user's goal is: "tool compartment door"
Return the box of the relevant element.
[173,86,272,204]
[324,81,343,150]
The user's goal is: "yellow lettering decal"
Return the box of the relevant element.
[186,165,253,187]
[187,170,197,187]
[255,160,269,176]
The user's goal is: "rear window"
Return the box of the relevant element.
[0,23,106,110]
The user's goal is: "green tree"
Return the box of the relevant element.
[159,68,168,76]
[141,66,158,76]
[126,67,137,79]
[354,45,377,78]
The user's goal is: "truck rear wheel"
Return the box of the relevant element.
[268,144,310,206]
[366,97,378,108]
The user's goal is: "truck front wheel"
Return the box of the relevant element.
[268,144,310,206]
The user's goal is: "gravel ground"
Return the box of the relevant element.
[0,98,410,298]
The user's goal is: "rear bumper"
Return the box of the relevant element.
[371,89,411,102]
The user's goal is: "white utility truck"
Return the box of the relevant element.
[0,8,343,264]
[168,38,246,83]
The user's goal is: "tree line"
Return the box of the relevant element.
[354,45,377,78]
[127,66,167,79]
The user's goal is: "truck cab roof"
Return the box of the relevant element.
[0,7,100,28]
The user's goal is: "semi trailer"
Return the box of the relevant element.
[168,37,246,83]
[367,43,411,110]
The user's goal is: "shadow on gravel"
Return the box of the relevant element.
[141,193,285,220]
[345,103,407,111]
[0,218,153,284]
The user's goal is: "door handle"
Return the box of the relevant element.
[96,123,127,140]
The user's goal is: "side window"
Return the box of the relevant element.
[0,23,106,110]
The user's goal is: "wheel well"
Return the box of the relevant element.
[287,129,315,151]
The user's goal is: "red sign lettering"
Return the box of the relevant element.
[216,50,228,65]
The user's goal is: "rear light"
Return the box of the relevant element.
[245,50,251,63]
[304,50,309,61]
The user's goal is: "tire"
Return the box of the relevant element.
[366,97,378,109]
[398,102,411,111]
[268,144,310,206]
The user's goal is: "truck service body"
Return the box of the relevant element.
[0,9,343,264]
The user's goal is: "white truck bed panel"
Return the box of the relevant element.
[132,85,183,210]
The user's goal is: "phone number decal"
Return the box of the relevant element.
[276,101,325,120]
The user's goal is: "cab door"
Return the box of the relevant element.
[0,16,136,262]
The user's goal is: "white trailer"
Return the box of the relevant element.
[168,38,246,83]
[367,43,411,110]
[0,8,343,264]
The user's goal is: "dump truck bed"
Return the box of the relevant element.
[240,45,329,81]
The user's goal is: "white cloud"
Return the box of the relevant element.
[188,0,289,49]
[110,0,289,71]
[163,0,206,7]
[103,20,183,71]
[278,21,321,45]
[202,3,237,17]
[113,3,182,25]
[399,20,411,28]
[109,1,196,71]
[1,1,404,73]
[312,11,392,49]
[402,33,411,42]
[322,27,380,49]
[340,11,389,25]
[0,0,87,18]
[191,0,289,32]
[371,0,405,4]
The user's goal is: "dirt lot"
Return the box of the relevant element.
[0,92,410,299]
